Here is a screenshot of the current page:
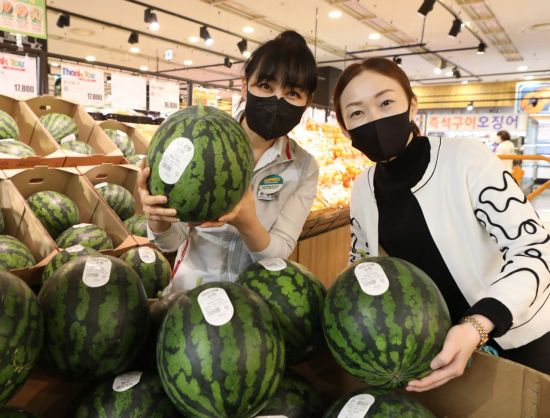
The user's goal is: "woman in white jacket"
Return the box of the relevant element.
[332,57,550,391]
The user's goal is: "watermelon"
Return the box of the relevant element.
[39,113,78,143]
[147,105,253,223]
[95,183,136,220]
[38,255,150,380]
[323,257,451,389]
[0,139,36,158]
[61,140,96,155]
[237,258,326,365]
[42,245,100,284]
[75,371,180,418]
[27,191,80,239]
[104,129,135,157]
[0,110,18,140]
[119,247,171,298]
[124,215,147,237]
[258,370,322,418]
[0,271,43,406]
[56,224,113,251]
[127,154,145,166]
[0,408,38,418]
[323,389,435,418]
[0,209,4,234]
[0,235,35,270]
[157,282,285,418]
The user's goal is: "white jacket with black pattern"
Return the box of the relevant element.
[349,136,550,350]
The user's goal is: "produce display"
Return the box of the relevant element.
[0,235,35,270]
[39,113,78,143]
[60,140,96,155]
[119,246,171,298]
[95,182,136,220]
[27,191,80,239]
[0,110,19,140]
[123,214,147,237]
[103,128,135,157]
[56,224,113,251]
[126,154,146,166]
[0,139,36,158]
[41,245,100,284]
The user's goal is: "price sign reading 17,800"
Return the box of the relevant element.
[14,84,35,94]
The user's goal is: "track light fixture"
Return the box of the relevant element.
[200,25,213,46]
[128,31,139,44]
[237,38,248,55]
[418,0,436,16]
[529,97,539,107]
[393,56,402,66]
[449,17,463,37]
[477,42,487,54]
[467,101,474,111]
[452,66,461,78]
[144,8,159,31]
[56,13,70,28]
[224,57,232,68]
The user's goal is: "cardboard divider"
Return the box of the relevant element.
[0,178,58,286]
[98,119,151,155]
[25,96,125,166]
[0,94,65,169]
[3,166,137,257]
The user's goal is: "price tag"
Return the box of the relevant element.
[354,263,390,296]
[258,258,287,272]
[149,79,180,113]
[0,52,38,99]
[158,137,194,184]
[60,134,77,144]
[337,394,375,418]
[198,288,234,326]
[61,64,105,106]
[95,182,108,189]
[66,245,85,253]
[138,247,156,264]
[73,223,91,229]
[82,257,112,288]
[112,371,143,392]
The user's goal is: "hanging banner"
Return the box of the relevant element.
[0,0,47,39]
[110,73,147,110]
[149,79,180,113]
[515,81,550,114]
[0,51,37,99]
[61,64,105,107]
[425,113,528,134]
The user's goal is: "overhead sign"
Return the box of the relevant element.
[425,113,528,134]
[110,73,147,110]
[0,51,37,99]
[149,79,180,113]
[61,64,105,107]
[0,0,47,39]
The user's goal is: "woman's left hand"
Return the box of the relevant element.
[200,188,256,229]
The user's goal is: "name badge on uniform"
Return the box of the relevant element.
[257,174,283,201]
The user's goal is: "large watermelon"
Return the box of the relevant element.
[0,235,35,270]
[237,258,325,364]
[127,154,145,166]
[95,183,136,220]
[61,140,96,155]
[39,113,78,143]
[0,110,18,140]
[0,408,38,418]
[147,105,253,222]
[42,245,100,284]
[75,371,180,418]
[323,389,435,418]
[157,282,285,418]
[103,129,135,157]
[56,224,113,251]
[0,271,43,406]
[258,370,322,418]
[124,215,147,237]
[323,257,451,389]
[38,255,150,380]
[0,139,36,158]
[119,247,171,298]
[27,191,80,239]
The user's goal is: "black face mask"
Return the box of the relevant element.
[348,108,413,162]
[245,91,306,140]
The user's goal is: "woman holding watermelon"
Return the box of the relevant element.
[332,57,550,389]
[138,31,319,291]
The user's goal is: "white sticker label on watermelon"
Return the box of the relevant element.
[158,137,194,185]
[66,245,85,253]
[60,134,77,144]
[82,257,112,288]
[337,394,375,418]
[258,258,287,272]
[198,287,234,327]
[95,182,108,189]
[112,371,143,392]
[138,246,156,264]
[0,138,15,142]
[354,263,390,296]
[73,223,91,229]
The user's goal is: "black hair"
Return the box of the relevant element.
[497,130,512,142]
[243,31,317,96]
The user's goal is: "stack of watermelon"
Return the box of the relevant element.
[124,214,147,237]
[60,139,96,156]
[42,245,100,284]
[0,235,35,270]
[0,139,36,158]
[40,112,96,155]
[0,110,19,140]
[56,224,113,251]
[95,182,136,221]
[27,191,80,239]
[119,246,171,298]
[103,129,135,158]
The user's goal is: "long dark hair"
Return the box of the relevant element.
[333,57,421,135]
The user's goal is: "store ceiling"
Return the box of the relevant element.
[45,0,550,89]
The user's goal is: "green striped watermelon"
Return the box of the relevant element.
[0,235,35,270]
[119,247,171,298]
[0,408,38,418]
[95,183,136,221]
[61,140,96,155]
[237,259,326,365]
[56,224,113,251]
[323,257,451,389]
[0,110,18,140]
[127,154,145,166]
[0,271,43,406]
[38,255,150,380]
[0,139,36,158]
[323,389,435,418]
[103,129,135,157]
[39,113,78,143]
[258,370,322,418]
[157,282,285,418]
[75,371,180,418]
[27,191,80,239]
[123,215,147,237]
[147,105,253,223]
[42,245,100,284]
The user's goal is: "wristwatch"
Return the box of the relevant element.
[461,316,489,349]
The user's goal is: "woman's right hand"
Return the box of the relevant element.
[138,160,179,233]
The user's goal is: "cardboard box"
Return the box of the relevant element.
[25,96,125,166]
[0,94,65,169]
[78,163,149,245]
[0,178,58,286]
[3,167,137,257]
[98,119,150,155]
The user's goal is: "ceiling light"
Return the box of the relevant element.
[128,31,139,45]
[446,70,454,77]
[467,101,474,111]
[418,0,436,16]
[462,21,471,28]
[144,8,159,31]
[434,67,443,75]
[369,33,381,40]
[237,38,248,55]
[453,67,462,78]
[477,42,487,54]
[243,50,251,59]
[183,59,193,66]
[328,10,343,19]
[200,25,213,45]
[449,17,463,37]
[205,38,214,46]
[224,57,232,68]
[139,65,149,71]
[129,46,140,53]
[188,36,199,43]
[462,80,469,84]
[243,26,255,33]
[50,62,60,67]
[85,55,96,62]
[524,75,535,80]
[56,13,70,28]
[518,65,528,71]
[393,56,402,66]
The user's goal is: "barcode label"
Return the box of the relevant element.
[158,137,194,185]
[66,244,85,253]
[337,394,376,418]
[354,263,390,296]
[82,257,112,288]
[112,371,143,392]
[138,247,156,264]
[258,258,287,272]
[198,287,234,326]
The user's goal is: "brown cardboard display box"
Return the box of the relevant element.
[25,96,125,166]
[3,166,137,257]
[0,94,65,169]
[98,119,151,156]
[0,178,58,286]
